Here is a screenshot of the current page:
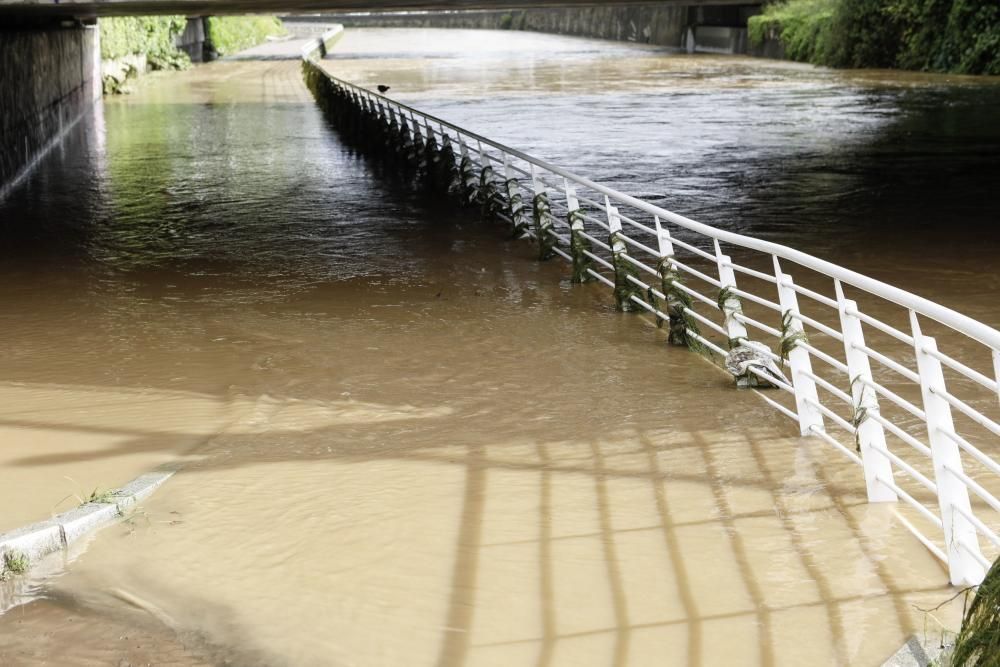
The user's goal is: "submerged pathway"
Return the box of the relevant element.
[1,29,990,666]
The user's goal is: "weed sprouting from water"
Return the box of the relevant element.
[779,310,809,365]
[85,488,120,505]
[0,550,29,581]
[953,558,1000,666]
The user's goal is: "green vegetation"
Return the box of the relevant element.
[748,0,836,63]
[84,487,119,505]
[953,558,1000,666]
[748,0,1000,75]
[99,16,191,70]
[778,310,808,365]
[1,550,29,581]
[205,16,287,56]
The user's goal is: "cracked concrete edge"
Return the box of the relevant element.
[0,465,178,572]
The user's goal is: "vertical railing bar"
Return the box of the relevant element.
[714,239,750,382]
[833,279,896,502]
[910,310,986,586]
[774,258,824,436]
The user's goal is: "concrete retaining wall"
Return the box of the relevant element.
[0,23,100,199]
[318,5,761,52]
[322,8,687,48]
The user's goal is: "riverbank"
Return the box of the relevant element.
[748,0,1000,75]
[100,15,287,94]
[315,3,999,75]
[304,6,756,54]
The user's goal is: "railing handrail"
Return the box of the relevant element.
[303,50,1000,351]
[302,46,1000,587]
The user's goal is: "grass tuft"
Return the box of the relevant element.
[1,550,30,581]
[953,558,1000,666]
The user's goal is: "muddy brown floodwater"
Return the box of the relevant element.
[2,27,999,666]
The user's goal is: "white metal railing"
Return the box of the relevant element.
[303,48,1000,586]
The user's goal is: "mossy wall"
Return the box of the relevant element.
[99,16,191,70]
[205,16,286,56]
[749,0,1000,75]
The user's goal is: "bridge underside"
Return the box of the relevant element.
[1,0,754,19]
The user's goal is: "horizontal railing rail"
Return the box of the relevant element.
[303,48,1000,587]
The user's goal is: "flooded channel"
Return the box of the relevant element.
[2,27,999,666]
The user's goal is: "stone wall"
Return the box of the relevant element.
[323,7,689,48]
[0,23,100,199]
[316,4,761,52]
[505,6,689,47]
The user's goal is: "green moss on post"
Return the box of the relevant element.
[568,209,592,283]
[533,192,556,260]
[478,165,501,220]
[505,179,528,238]
[609,231,643,312]
[659,257,700,348]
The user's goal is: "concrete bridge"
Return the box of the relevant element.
[1,0,759,18]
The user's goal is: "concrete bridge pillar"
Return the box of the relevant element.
[0,18,101,199]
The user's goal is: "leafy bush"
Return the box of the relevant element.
[99,16,191,70]
[748,0,1000,75]
[748,0,837,62]
[205,16,287,56]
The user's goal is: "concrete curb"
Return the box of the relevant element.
[300,24,344,60]
[882,634,953,667]
[0,466,177,579]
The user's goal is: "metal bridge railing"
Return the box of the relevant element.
[303,47,1000,587]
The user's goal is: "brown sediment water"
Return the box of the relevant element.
[1,27,998,665]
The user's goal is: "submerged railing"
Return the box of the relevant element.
[302,44,1000,587]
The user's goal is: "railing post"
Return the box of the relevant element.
[410,111,422,143]
[834,282,895,501]
[502,154,526,237]
[654,215,674,260]
[773,259,824,436]
[652,216,675,331]
[457,136,476,202]
[564,180,589,283]
[606,196,635,312]
[655,218,690,347]
[477,143,497,218]
[993,349,1000,407]
[477,141,490,172]
[911,313,986,586]
[713,240,748,349]
[530,165,554,259]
